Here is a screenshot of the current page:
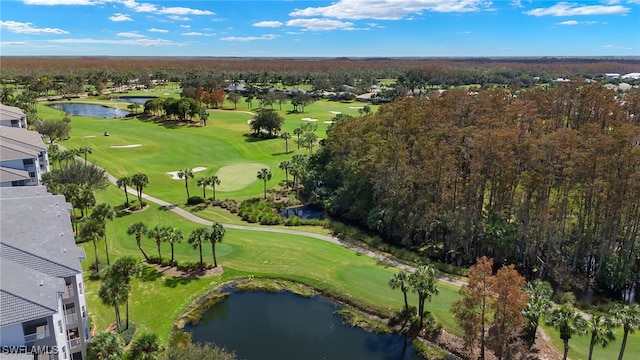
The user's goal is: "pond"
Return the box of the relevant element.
[279,205,325,220]
[113,96,158,104]
[185,291,422,360]
[50,103,129,118]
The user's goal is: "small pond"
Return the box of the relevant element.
[113,96,158,104]
[50,103,129,118]
[185,291,422,360]
[279,205,325,220]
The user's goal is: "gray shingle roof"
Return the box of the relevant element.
[0,167,30,182]
[0,127,46,153]
[0,104,26,122]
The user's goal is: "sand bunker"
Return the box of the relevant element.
[324,121,335,124]
[83,135,97,138]
[301,117,318,122]
[166,166,207,180]
[329,111,342,114]
[110,144,142,148]
[349,106,364,109]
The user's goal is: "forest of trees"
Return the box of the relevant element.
[305,82,640,301]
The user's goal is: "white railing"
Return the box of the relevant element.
[24,329,49,343]
[65,313,78,324]
[62,287,74,299]
[68,337,81,348]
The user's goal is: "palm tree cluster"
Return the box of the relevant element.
[126,222,226,270]
[117,173,149,208]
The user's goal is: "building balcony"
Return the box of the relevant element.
[24,329,50,343]
[65,313,78,324]
[62,286,74,300]
[68,337,81,348]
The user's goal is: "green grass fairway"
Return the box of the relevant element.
[215,163,268,191]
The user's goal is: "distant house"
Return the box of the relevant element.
[0,126,50,187]
[355,92,376,102]
[0,104,28,128]
[0,186,91,360]
[622,72,640,80]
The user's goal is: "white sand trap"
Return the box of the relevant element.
[110,144,142,148]
[83,135,97,138]
[166,166,207,180]
[301,117,318,121]
[349,106,364,109]
[329,111,342,114]
[163,93,170,95]
[324,121,335,124]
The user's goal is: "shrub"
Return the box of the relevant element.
[284,215,302,226]
[187,196,204,205]
[177,261,203,272]
[119,322,137,345]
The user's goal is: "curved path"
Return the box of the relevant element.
[104,168,463,287]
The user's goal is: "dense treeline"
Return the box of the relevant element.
[306,83,640,300]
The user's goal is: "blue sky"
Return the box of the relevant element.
[1,0,639,57]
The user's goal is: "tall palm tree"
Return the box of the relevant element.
[188,227,207,271]
[281,132,291,153]
[116,176,132,207]
[522,280,553,344]
[279,160,291,188]
[293,127,302,149]
[257,168,272,199]
[77,146,92,163]
[127,222,150,261]
[178,168,194,200]
[545,305,587,360]
[210,175,221,201]
[205,222,226,268]
[110,256,140,330]
[90,203,116,265]
[147,225,170,262]
[166,228,184,267]
[586,311,616,360]
[612,304,640,360]
[130,172,149,205]
[99,272,129,333]
[197,176,212,200]
[388,270,410,312]
[408,264,439,328]
[80,218,104,270]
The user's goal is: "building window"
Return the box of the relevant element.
[58,320,63,334]
[82,306,86,318]
[78,282,83,294]
[23,158,34,166]
[29,172,36,178]
[11,119,18,126]
[61,346,67,359]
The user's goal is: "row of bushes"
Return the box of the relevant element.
[146,257,210,272]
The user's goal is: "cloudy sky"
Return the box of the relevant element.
[1,0,639,57]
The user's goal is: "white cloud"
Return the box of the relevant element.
[0,20,68,34]
[253,21,283,27]
[109,13,133,22]
[157,7,214,15]
[289,0,490,20]
[22,0,95,4]
[181,32,215,36]
[557,20,579,25]
[180,25,191,28]
[525,2,629,16]
[117,31,146,38]
[556,20,601,25]
[148,27,168,33]
[220,34,280,42]
[168,15,191,21]
[286,18,355,31]
[48,37,174,47]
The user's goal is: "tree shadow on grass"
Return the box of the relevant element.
[189,204,208,213]
[139,266,163,282]
[158,205,177,211]
[164,276,197,288]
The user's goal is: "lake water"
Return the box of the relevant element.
[114,96,157,104]
[185,291,422,360]
[50,103,129,118]
[279,205,325,220]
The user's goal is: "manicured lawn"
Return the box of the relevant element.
[84,183,461,344]
[542,324,640,360]
[44,97,377,205]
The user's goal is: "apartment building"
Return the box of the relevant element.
[0,186,90,360]
[0,126,50,187]
[0,104,27,129]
